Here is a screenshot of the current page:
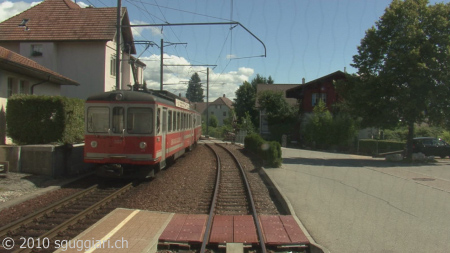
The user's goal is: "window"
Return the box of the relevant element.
[127,107,153,134]
[157,108,161,134]
[312,93,327,106]
[87,107,110,133]
[31,44,42,57]
[19,80,28,94]
[7,78,13,97]
[112,107,124,133]
[223,112,227,117]
[110,56,116,76]
[168,110,173,132]
[211,111,214,115]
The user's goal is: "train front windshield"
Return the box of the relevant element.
[87,106,153,135]
[87,107,109,133]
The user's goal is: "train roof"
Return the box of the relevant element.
[86,90,195,111]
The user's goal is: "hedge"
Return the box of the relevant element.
[358,139,405,155]
[244,133,282,167]
[6,95,84,145]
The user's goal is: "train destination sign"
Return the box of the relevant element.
[175,99,190,110]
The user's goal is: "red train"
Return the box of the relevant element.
[84,90,202,178]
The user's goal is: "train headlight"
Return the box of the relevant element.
[139,142,147,149]
[90,141,98,148]
[115,93,123,101]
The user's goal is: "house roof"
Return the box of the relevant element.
[192,102,207,114]
[192,95,234,114]
[0,46,79,86]
[210,95,234,109]
[0,0,136,54]
[255,84,299,107]
[286,70,346,99]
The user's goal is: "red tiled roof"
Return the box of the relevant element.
[0,0,135,53]
[0,46,79,86]
[210,96,234,109]
[193,102,207,114]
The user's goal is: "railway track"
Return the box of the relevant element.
[202,143,266,253]
[0,181,133,253]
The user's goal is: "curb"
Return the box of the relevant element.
[260,167,331,253]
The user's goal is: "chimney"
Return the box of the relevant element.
[302,78,305,84]
[179,93,182,97]
[223,94,226,97]
[344,67,347,73]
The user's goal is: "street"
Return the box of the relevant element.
[264,148,450,253]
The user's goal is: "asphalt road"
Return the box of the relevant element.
[264,148,450,253]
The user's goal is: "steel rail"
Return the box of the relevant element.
[200,144,221,253]
[200,142,266,253]
[16,183,134,253]
[0,184,98,239]
[215,143,267,253]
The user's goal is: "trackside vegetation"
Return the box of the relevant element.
[244,133,282,167]
[6,95,84,145]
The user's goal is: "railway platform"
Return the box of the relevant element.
[55,208,309,253]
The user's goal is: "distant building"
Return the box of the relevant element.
[286,71,346,113]
[0,0,144,99]
[192,94,234,126]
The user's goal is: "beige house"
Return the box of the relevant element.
[0,0,144,100]
[193,95,234,126]
[0,46,79,144]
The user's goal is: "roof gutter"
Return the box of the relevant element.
[31,75,50,94]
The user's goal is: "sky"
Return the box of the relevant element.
[1,0,449,101]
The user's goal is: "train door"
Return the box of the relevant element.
[160,107,168,169]
[110,106,126,155]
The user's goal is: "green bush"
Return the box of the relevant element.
[244,133,282,167]
[244,133,265,153]
[6,95,84,145]
[358,139,405,155]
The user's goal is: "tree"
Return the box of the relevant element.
[234,81,259,127]
[234,74,275,129]
[186,73,204,102]
[339,0,450,159]
[257,90,298,142]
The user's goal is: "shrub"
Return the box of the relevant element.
[244,133,282,167]
[6,95,84,145]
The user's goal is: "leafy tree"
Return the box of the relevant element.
[186,72,204,102]
[234,74,275,129]
[257,90,298,142]
[338,0,450,159]
[209,114,218,128]
[234,81,258,127]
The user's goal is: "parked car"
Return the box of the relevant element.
[412,137,450,158]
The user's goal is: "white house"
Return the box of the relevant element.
[0,46,79,144]
[0,0,144,100]
[193,95,234,126]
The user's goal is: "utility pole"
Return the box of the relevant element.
[206,67,209,137]
[159,39,187,91]
[160,39,163,91]
[115,0,121,90]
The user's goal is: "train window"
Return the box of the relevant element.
[127,108,153,134]
[87,107,109,133]
[112,107,124,134]
[168,110,173,132]
[157,108,161,134]
[177,112,181,131]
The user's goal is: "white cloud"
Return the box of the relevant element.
[131,20,162,38]
[140,54,254,101]
[0,1,40,22]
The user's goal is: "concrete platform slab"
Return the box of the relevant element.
[54,208,173,253]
